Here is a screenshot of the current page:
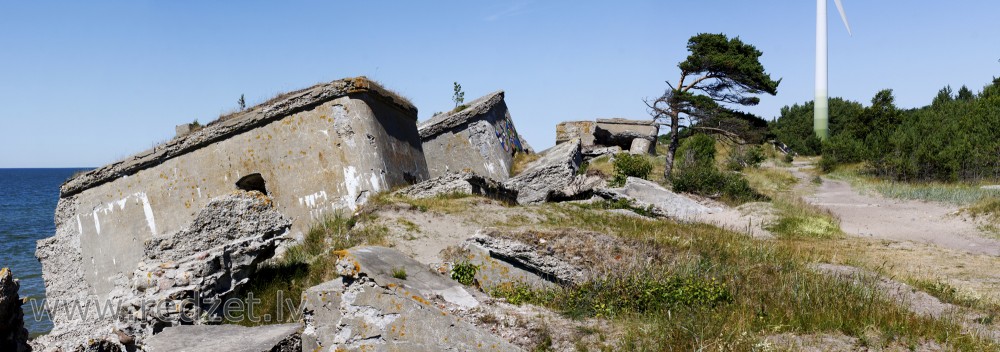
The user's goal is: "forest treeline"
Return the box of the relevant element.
[770,77,1000,182]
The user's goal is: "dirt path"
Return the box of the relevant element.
[791,162,1000,256]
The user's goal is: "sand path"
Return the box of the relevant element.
[790,162,1000,256]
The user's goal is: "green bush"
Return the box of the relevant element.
[726,145,765,171]
[610,153,653,186]
[675,133,716,169]
[671,164,767,205]
[451,261,479,286]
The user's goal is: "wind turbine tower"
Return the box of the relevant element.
[815,0,852,140]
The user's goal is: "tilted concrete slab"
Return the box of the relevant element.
[36,77,429,349]
[144,323,301,352]
[595,177,713,220]
[394,171,518,204]
[504,139,582,204]
[301,246,518,351]
[418,91,526,181]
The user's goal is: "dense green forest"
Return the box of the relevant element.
[770,77,1000,182]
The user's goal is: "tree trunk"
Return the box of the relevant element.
[663,113,681,180]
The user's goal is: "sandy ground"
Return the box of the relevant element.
[788,162,1000,256]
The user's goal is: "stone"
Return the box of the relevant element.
[419,91,527,181]
[144,324,301,352]
[443,242,557,291]
[629,138,652,155]
[34,191,292,351]
[552,174,606,201]
[554,121,596,148]
[595,177,713,220]
[581,145,621,161]
[300,246,517,351]
[594,118,658,153]
[504,139,582,205]
[395,171,518,204]
[461,229,666,287]
[0,268,30,352]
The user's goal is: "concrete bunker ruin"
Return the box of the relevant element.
[418,91,527,181]
[556,118,659,156]
[39,76,429,310]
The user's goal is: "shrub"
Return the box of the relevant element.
[451,261,479,286]
[726,145,765,171]
[610,153,653,186]
[671,164,767,205]
[675,134,716,169]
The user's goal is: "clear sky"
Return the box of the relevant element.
[1,1,998,168]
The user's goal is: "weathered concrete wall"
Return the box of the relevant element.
[39,77,428,308]
[418,91,525,181]
[555,121,596,148]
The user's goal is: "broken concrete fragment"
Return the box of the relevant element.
[122,191,292,339]
[0,268,30,352]
[629,138,652,154]
[595,177,713,220]
[395,171,518,204]
[504,139,582,204]
[463,229,666,287]
[552,174,606,201]
[144,324,301,352]
[594,118,658,153]
[301,246,517,351]
[334,246,479,309]
[581,145,621,161]
[555,121,596,148]
[419,91,526,181]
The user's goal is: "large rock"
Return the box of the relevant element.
[395,171,518,204]
[595,177,713,220]
[300,246,517,351]
[419,91,527,181]
[504,139,582,204]
[34,191,292,351]
[0,268,30,352]
[144,324,301,352]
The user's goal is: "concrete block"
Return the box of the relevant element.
[504,139,582,204]
[144,324,301,352]
[419,91,526,181]
[555,121,596,148]
[629,138,652,154]
[594,118,658,153]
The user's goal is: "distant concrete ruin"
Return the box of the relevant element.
[40,77,429,323]
[418,91,526,181]
[556,118,658,156]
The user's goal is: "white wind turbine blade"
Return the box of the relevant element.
[833,0,853,36]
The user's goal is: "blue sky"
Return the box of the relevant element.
[1,1,998,168]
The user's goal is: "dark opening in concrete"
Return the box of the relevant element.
[236,173,268,195]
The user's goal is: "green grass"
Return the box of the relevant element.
[829,165,1000,205]
[392,267,408,280]
[509,204,995,350]
[766,199,842,240]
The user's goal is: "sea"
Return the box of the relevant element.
[0,168,90,336]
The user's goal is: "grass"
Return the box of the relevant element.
[230,212,389,326]
[743,167,798,199]
[511,152,541,176]
[766,198,842,240]
[502,204,996,350]
[829,164,1000,205]
[392,267,408,280]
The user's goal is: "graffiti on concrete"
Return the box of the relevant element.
[494,115,524,154]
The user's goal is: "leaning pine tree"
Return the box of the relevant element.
[650,33,780,179]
